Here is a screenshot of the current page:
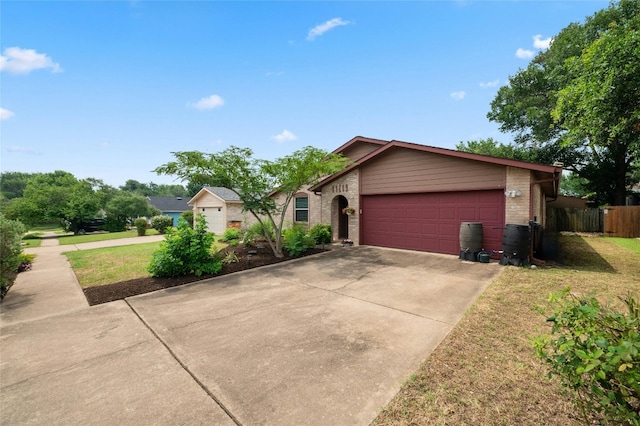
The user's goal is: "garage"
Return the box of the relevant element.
[361,190,505,254]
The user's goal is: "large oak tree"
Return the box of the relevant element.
[488,0,639,206]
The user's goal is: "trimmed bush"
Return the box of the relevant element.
[220,227,242,242]
[151,215,173,234]
[148,215,222,278]
[283,224,315,257]
[242,221,275,245]
[1,213,25,300]
[308,223,332,245]
[534,290,640,424]
[134,218,147,236]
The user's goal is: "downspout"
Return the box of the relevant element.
[529,171,562,265]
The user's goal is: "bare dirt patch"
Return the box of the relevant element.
[83,245,326,306]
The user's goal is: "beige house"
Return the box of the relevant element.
[188,187,250,235]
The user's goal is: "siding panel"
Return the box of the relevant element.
[361,148,505,194]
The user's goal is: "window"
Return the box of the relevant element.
[295,195,309,222]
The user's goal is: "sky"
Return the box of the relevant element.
[1,0,609,189]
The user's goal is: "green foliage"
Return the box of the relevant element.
[220,227,242,242]
[150,215,173,234]
[307,223,332,245]
[180,210,194,227]
[104,193,160,231]
[119,179,187,197]
[155,145,350,257]
[221,250,239,264]
[134,218,147,236]
[283,225,316,257]
[488,0,640,206]
[1,213,25,300]
[22,232,42,240]
[242,221,275,245]
[456,138,537,162]
[148,215,222,277]
[534,290,640,424]
[17,253,36,272]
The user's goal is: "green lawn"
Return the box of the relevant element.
[58,229,160,245]
[64,242,162,287]
[608,236,640,255]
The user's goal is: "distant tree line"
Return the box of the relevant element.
[0,171,194,233]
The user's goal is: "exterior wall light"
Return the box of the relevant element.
[504,190,523,198]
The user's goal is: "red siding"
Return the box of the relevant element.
[361,190,505,254]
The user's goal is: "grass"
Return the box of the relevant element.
[21,238,42,248]
[57,229,160,245]
[65,242,162,287]
[64,237,226,288]
[373,235,640,426]
[608,236,640,255]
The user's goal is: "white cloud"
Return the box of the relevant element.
[190,94,225,110]
[0,107,15,120]
[271,129,297,143]
[0,47,62,74]
[533,34,552,49]
[516,48,534,59]
[450,91,466,101]
[479,80,499,88]
[307,18,350,41]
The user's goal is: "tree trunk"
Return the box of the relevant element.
[612,141,628,206]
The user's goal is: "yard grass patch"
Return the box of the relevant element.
[58,229,160,245]
[373,235,640,426]
[64,237,226,287]
[608,236,640,256]
[65,242,162,287]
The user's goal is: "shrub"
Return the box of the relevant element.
[243,221,275,245]
[222,250,239,264]
[180,210,194,227]
[533,290,640,425]
[148,215,222,278]
[22,232,42,240]
[220,227,242,242]
[1,213,25,300]
[17,253,36,272]
[307,223,332,245]
[134,218,147,236]
[283,224,315,257]
[150,215,173,234]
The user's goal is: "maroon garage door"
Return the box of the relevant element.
[361,190,505,255]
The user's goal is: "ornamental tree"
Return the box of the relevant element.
[154,146,349,258]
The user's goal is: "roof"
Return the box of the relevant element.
[147,196,191,212]
[310,136,563,196]
[188,186,243,205]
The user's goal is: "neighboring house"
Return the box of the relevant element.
[188,187,248,235]
[297,136,563,255]
[146,196,191,225]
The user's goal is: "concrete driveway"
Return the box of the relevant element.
[1,245,500,425]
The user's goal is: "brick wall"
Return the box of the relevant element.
[505,167,531,225]
[320,170,360,244]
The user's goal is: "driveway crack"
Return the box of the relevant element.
[124,299,242,426]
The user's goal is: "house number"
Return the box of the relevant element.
[331,184,348,193]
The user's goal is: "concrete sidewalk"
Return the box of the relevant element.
[1,237,501,425]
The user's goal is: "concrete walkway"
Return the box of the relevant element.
[0,236,501,425]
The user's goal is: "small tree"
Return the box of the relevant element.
[134,218,147,236]
[1,213,25,300]
[154,146,349,258]
[104,193,159,231]
[180,210,194,227]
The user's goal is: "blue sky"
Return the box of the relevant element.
[1,1,608,188]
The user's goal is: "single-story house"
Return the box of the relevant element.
[293,136,562,255]
[188,187,248,235]
[147,196,191,225]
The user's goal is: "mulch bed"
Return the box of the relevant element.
[83,245,327,306]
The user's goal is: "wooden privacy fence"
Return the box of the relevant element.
[604,206,640,238]
[546,208,604,233]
